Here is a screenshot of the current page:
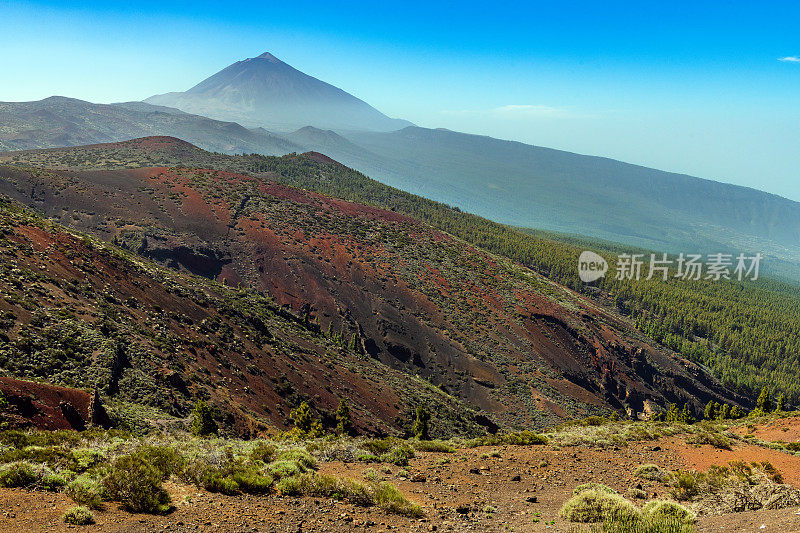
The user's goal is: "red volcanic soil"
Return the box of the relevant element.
[730,416,800,444]
[0,161,746,429]
[0,377,98,430]
[323,195,415,224]
[674,440,800,487]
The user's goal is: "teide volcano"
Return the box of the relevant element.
[145,52,412,132]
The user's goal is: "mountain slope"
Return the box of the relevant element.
[0,138,748,427]
[5,94,800,274]
[145,52,412,132]
[6,137,798,404]
[0,96,302,155]
[335,127,800,262]
[0,196,487,437]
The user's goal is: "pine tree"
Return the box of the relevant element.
[191,399,218,437]
[290,401,314,434]
[664,403,680,423]
[730,405,746,419]
[348,332,360,353]
[776,393,785,412]
[679,403,695,424]
[718,403,731,420]
[335,398,353,436]
[756,387,773,413]
[704,400,716,420]
[0,391,8,430]
[412,406,431,440]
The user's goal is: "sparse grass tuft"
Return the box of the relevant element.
[411,439,455,453]
[379,443,415,466]
[641,500,696,524]
[373,481,424,517]
[635,464,667,481]
[573,482,617,495]
[569,514,695,532]
[627,488,647,500]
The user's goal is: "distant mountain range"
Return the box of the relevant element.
[2,51,800,275]
[145,52,412,132]
[0,96,301,155]
[297,126,800,267]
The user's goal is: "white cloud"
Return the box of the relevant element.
[493,104,571,117]
[778,56,800,63]
[442,104,596,120]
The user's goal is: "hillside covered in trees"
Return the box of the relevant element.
[3,137,799,407]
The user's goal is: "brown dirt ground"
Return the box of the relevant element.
[3,432,800,532]
[730,418,800,444]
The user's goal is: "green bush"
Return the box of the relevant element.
[411,440,455,453]
[469,431,548,446]
[0,429,83,449]
[579,514,696,533]
[573,482,617,495]
[71,448,106,471]
[269,460,303,479]
[380,443,415,466]
[41,471,68,491]
[232,468,273,494]
[0,461,37,487]
[201,471,240,495]
[103,454,172,514]
[559,489,640,523]
[275,474,302,495]
[290,473,373,506]
[62,506,95,525]
[627,487,647,500]
[642,500,696,524]
[250,441,277,463]
[501,431,548,445]
[134,445,183,480]
[190,400,218,437]
[667,471,705,501]
[0,446,75,470]
[688,431,732,450]
[275,449,316,470]
[412,406,430,440]
[372,482,424,517]
[635,464,667,481]
[66,473,104,508]
[362,438,395,455]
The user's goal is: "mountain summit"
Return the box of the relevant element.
[145,52,412,132]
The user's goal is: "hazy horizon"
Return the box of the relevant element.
[2,1,799,201]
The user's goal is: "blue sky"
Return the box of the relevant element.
[2,0,799,200]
